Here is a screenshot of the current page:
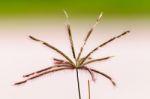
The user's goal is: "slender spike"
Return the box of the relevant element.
[53,58,70,65]
[83,67,96,81]
[80,31,130,64]
[29,35,74,65]
[64,10,76,61]
[63,10,69,19]
[53,58,65,64]
[53,58,64,62]
[91,68,116,86]
[29,35,41,41]
[77,12,103,61]
[82,56,113,66]
[14,67,74,85]
[88,80,91,99]
[23,64,70,78]
[14,80,27,85]
[67,24,76,60]
[43,42,74,65]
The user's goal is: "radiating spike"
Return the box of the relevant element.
[82,56,114,66]
[29,35,74,65]
[14,80,27,85]
[83,67,96,81]
[77,12,103,60]
[15,67,74,85]
[91,68,116,86]
[81,31,130,64]
[64,10,77,61]
[23,65,70,78]
[63,10,69,20]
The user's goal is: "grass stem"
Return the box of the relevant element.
[76,69,81,99]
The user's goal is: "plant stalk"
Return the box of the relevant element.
[76,69,81,99]
[88,80,91,99]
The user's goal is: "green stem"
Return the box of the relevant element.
[76,69,81,99]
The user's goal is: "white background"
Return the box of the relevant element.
[0,17,150,99]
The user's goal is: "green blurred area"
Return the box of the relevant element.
[0,0,149,17]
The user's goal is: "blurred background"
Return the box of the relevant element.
[0,0,149,18]
[0,0,150,99]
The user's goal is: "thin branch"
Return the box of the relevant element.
[29,35,74,65]
[91,68,116,86]
[82,56,113,66]
[23,64,71,78]
[64,10,76,61]
[14,67,74,85]
[80,31,130,64]
[77,13,103,61]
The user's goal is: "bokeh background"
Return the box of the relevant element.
[0,0,150,17]
[0,0,150,99]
